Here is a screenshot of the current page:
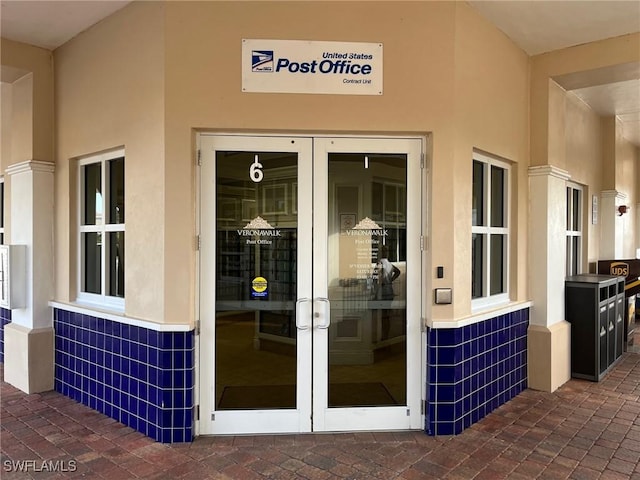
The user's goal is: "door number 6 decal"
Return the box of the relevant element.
[250,154,264,183]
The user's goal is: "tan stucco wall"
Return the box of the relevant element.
[163,0,460,324]
[1,82,13,170]
[53,1,166,321]
[530,33,639,168]
[44,1,635,327]
[1,39,54,251]
[450,2,529,317]
[564,92,603,269]
[615,121,638,257]
[162,1,529,325]
[0,39,54,164]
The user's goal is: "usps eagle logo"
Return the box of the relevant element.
[252,50,274,72]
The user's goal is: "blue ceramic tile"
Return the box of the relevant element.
[437,365,456,384]
[185,389,194,408]
[428,346,437,365]
[161,429,172,444]
[174,351,185,370]
[437,329,455,347]
[148,405,158,425]
[436,422,454,435]
[173,332,186,350]
[148,331,159,348]
[438,346,459,365]
[437,385,454,403]
[186,369,194,390]
[160,333,173,350]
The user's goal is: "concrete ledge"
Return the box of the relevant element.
[4,323,54,393]
[527,320,571,392]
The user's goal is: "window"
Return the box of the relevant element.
[566,184,583,277]
[78,149,125,309]
[472,152,510,308]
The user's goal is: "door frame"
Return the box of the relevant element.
[195,132,429,436]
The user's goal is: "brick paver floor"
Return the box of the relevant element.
[1,354,639,479]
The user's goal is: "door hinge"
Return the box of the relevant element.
[420,235,425,251]
[195,319,201,336]
[420,152,425,169]
[197,150,202,166]
[422,400,426,415]
[195,405,199,421]
[406,408,410,416]
[421,317,427,333]
[211,413,215,421]
[196,234,201,251]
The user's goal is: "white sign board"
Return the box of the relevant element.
[242,39,383,95]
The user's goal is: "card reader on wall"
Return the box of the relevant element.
[434,288,452,305]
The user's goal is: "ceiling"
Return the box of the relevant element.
[1,0,639,145]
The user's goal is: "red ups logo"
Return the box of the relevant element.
[610,262,629,276]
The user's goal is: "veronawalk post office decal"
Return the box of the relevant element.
[238,216,282,245]
[340,217,387,280]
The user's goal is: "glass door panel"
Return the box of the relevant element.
[199,134,421,435]
[199,135,313,435]
[312,137,423,433]
[215,151,298,410]
[327,153,407,408]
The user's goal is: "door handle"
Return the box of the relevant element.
[295,298,312,330]
[314,297,330,329]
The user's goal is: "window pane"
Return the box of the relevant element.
[566,187,571,230]
[0,181,4,229]
[572,236,580,275]
[472,233,484,298]
[490,165,505,227]
[490,234,505,295]
[83,163,102,225]
[472,161,484,226]
[109,157,125,224]
[572,188,580,231]
[83,232,102,294]
[108,231,125,297]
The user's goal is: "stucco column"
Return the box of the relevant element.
[600,190,626,259]
[527,165,571,392]
[4,160,55,393]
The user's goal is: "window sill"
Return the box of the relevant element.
[428,300,533,329]
[48,300,192,332]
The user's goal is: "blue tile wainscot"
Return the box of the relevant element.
[0,307,11,363]
[426,306,529,435]
[53,308,195,443]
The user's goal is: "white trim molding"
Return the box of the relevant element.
[527,165,570,181]
[6,160,55,176]
[428,300,533,329]
[49,300,193,332]
[601,189,627,201]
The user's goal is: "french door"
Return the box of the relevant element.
[199,134,423,435]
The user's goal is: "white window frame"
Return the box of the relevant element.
[471,151,510,311]
[77,148,125,311]
[566,183,583,277]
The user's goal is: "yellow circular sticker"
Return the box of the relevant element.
[252,276,268,293]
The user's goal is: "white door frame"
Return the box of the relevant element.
[312,137,423,431]
[197,133,426,435]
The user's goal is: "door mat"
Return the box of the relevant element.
[217,382,397,410]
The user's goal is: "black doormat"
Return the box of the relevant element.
[217,382,397,410]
